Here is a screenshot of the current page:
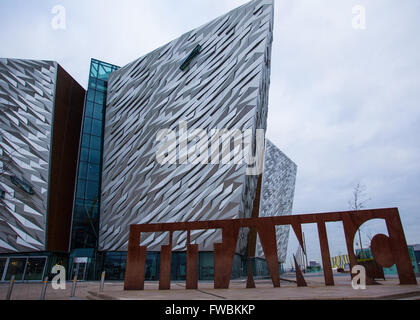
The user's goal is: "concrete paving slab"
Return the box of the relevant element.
[1,276,419,301]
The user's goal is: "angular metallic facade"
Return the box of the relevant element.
[0,58,85,253]
[100,0,275,253]
[0,59,56,253]
[256,140,297,263]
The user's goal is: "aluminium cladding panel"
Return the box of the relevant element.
[256,140,297,263]
[100,0,274,252]
[0,59,85,254]
[0,58,57,253]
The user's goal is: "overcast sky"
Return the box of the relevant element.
[1,0,419,268]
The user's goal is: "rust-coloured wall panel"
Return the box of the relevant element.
[186,244,199,290]
[47,65,85,252]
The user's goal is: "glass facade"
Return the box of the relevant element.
[357,247,420,275]
[24,258,47,281]
[71,59,119,251]
[103,252,127,281]
[408,246,419,274]
[0,258,6,279]
[5,258,26,281]
[0,251,277,283]
[199,252,215,280]
[98,251,278,282]
[0,255,49,281]
[171,252,187,281]
[249,258,269,278]
[145,252,160,281]
[68,248,102,281]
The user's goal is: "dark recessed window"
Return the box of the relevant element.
[10,176,34,195]
[0,188,5,200]
[180,44,202,71]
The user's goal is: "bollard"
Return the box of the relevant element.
[6,275,15,300]
[40,277,48,300]
[99,271,106,293]
[70,276,77,297]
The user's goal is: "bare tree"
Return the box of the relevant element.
[348,183,371,259]
[366,231,375,246]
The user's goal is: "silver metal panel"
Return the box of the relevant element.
[256,140,298,262]
[0,58,57,253]
[100,0,275,252]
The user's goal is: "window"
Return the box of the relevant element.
[85,180,99,200]
[90,136,102,151]
[78,162,88,179]
[199,252,214,280]
[81,134,90,148]
[88,77,97,90]
[91,120,102,137]
[98,64,114,81]
[24,258,47,281]
[87,164,101,181]
[83,118,92,135]
[10,176,34,195]
[96,80,107,92]
[90,62,99,78]
[95,91,105,105]
[171,252,186,281]
[85,102,94,118]
[104,252,128,281]
[87,90,96,102]
[5,258,27,281]
[74,202,86,220]
[93,104,103,120]
[0,188,5,200]
[76,180,86,199]
[0,258,6,280]
[145,252,160,281]
[180,44,202,71]
[80,148,89,162]
[89,149,101,165]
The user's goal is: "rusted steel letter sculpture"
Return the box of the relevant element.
[124,208,417,290]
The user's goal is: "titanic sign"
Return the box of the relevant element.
[124,208,417,290]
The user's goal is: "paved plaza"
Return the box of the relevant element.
[1,274,419,301]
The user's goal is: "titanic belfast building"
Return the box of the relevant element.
[0,59,85,281]
[0,0,297,282]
